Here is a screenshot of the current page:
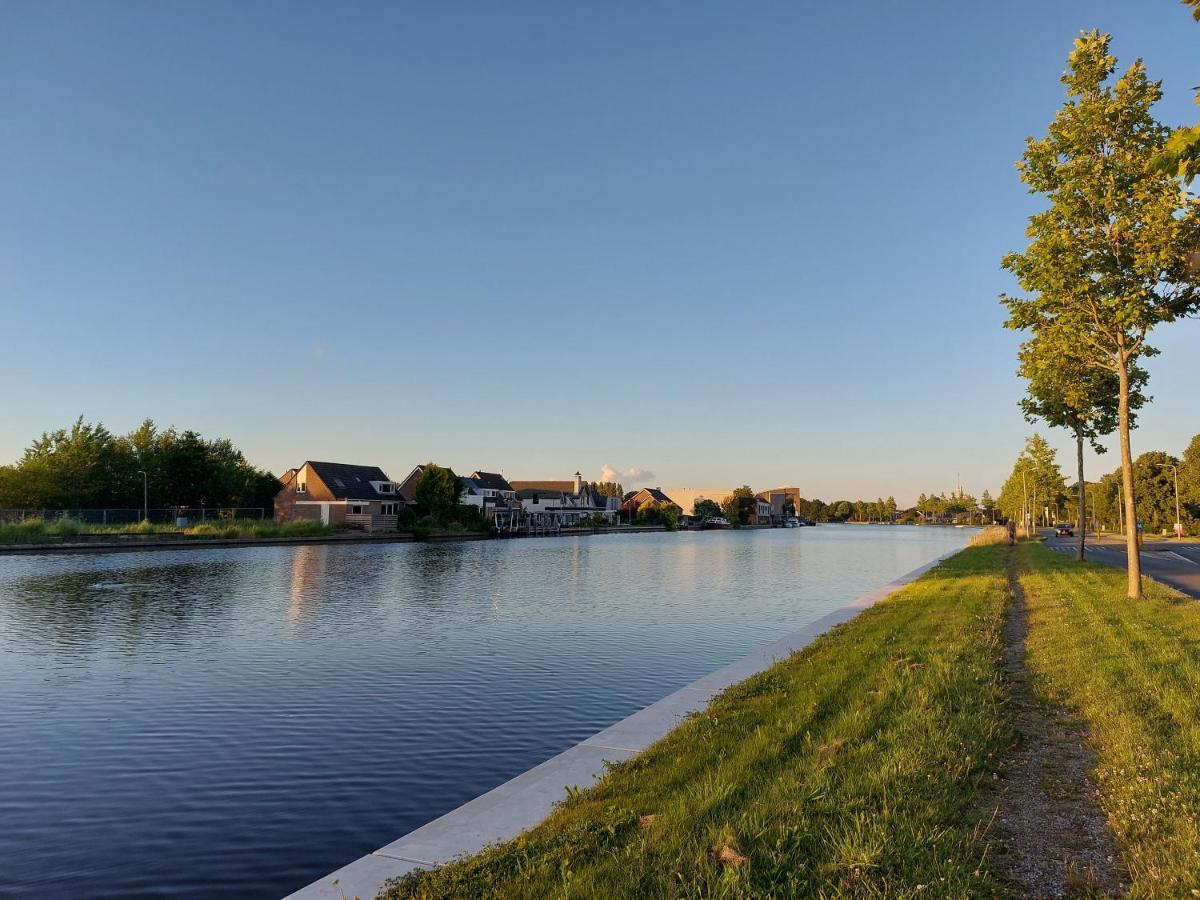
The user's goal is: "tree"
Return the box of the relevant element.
[692,498,721,521]
[981,489,996,523]
[411,463,465,526]
[998,436,1067,531]
[635,500,680,531]
[1001,32,1200,596]
[1153,1,1200,181]
[589,481,624,499]
[1015,319,1147,559]
[1181,434,1200,529]
[885,496,897,522]
[721,486,756,527]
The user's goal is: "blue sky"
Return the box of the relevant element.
[2,1,1197,505]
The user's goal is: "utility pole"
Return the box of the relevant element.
[137,470,148,523]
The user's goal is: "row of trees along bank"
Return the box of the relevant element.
[998,433,1200,537]
[0,418,280,511]
[1001,28,1200,597]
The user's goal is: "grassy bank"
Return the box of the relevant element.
[1015,541,1200,894]
[379,542,1200,898]
[0,518,331,544]
[385,546,1013,898]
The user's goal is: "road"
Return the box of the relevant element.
[1043,531,1200,599]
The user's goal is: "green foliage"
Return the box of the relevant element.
[720,485,756,526]
[0,417,279,511]
[411,463,466,527]
[382,547,1013,898]
[691,498,722,521]
[587,481,624,499]
[0,517,329,544]
[997,435,1068,525]
[1151,2,1200,181]
[1001,31,1200,590]
[634,500,679,531]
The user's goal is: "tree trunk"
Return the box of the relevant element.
[1076,427,1086,562]
[1117,355,1142,599]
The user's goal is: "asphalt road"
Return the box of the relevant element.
[1043,531,1200,599]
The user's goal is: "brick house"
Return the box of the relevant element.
[275,461,401,531]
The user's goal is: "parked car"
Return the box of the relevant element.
[1054,524,1074,536]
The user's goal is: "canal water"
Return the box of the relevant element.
[0,525,970,898]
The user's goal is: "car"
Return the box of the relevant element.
[1054,524,1074,536]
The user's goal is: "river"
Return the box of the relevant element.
[0,525,971,898]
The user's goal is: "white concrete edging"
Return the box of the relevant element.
[286,546,962,899]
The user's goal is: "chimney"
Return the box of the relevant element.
[573,471,582,495]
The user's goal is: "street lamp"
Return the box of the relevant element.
[137,470,148,523]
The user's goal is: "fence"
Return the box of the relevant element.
[0,507,267,526]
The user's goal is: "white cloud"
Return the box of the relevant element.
[599,465,655,486]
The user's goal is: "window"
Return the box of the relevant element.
[381,503,396,515]
[351,505,362,515]
[378,483,393,493]
[298,481,306,494]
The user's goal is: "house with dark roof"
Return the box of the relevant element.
[619,487,680,518]
[275,461,401,531]
[510,472,620,526]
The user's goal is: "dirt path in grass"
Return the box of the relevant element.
[988,549,1126,897]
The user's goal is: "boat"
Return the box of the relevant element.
[702,517,731,530]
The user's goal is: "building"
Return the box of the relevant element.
[756,486,801,525]
[511,472,621,527]
[751,496,774,525]
[620,487,681,518]
[397,466,521,528]
[275,461,401,531]
[663,487,735,521]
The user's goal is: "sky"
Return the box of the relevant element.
[1,1,1197,506]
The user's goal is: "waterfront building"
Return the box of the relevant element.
[275,461,401,531]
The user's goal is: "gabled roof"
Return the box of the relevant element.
[306,461,394,500]
[626,487,677,507]
[511,480,575,493]
[470,471,515,492]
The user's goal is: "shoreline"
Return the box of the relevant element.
[0,524,670,557]
[286,543,967,900]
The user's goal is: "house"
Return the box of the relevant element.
[751,496,774,525]
[469,471,518,503]
[397,466,521,528]
[620,487,681,518]
[756,486,801,525]
[275,461,401,531]
[510,472,621,527]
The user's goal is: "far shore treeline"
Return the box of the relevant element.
[0,418,280,511]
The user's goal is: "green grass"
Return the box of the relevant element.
[1015,541,1200,895]
[0,518,330,543]
[0,518,87,543]
[383,546,1013,899]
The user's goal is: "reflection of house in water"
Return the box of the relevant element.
[288,544,331,623]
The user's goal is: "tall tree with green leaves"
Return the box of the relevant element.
[1015,320,1147,559]
[1001,31,1200,597]
[412,463,465,526]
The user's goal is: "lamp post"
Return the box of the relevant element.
[137,470,148,523]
